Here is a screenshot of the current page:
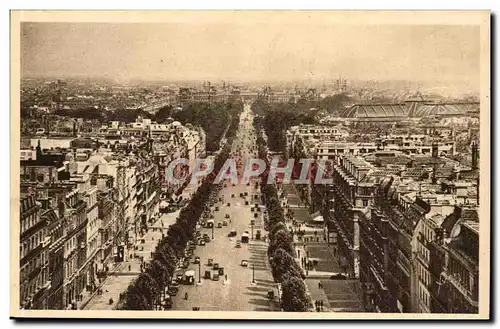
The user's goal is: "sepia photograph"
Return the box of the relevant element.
[10,10,490,320]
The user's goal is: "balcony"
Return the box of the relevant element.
[445,274,478,307]
[41,236,51,248]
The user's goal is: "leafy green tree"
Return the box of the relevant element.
[281,276,312,312]
[124,273,159,310]
[268,229,296,258]
[123,282,150,310]
[269,222,288,241]
[147,259,170,291]
[270,248,305,282]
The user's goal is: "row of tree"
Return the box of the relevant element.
[30,100,244,153]
[256,131,312,312]
[167,101,244,152]
[251,93,354,153]
[118,105,243,310]
[252,100,317,152]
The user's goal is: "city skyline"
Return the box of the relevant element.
[21,22,479,90]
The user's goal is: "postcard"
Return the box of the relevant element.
[10,10,490,320]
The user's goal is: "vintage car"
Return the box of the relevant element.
[256,230,262,240]
[240,260,248,267]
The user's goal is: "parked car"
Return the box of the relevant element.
[228,231,237,237]
[241,260,248,267]
[330,273,348,280]
[256,230,262,240]
[194,256,200,264]
[199,240,206,246]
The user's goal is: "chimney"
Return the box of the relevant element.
[57,200,66,218]
[477,176,480,205]
[432,141,439,158]
[432,164,437,184]
[471,140,479,170]
[435,227,443,245]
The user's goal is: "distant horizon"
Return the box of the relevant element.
[21,73,478,84]
[22,22,479,93]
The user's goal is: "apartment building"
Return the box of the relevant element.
[19,194,51,309]
[428,207,479,313]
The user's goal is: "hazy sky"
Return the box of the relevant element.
[21,22,479,84]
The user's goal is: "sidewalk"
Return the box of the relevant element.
[305,279,333,312]
[80,216,171,310]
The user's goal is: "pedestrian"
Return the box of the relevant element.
[128,265,131,271]
[318,282,321,289]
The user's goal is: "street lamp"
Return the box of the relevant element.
[252,263,255,284]
[211,225,214,240]
[198,261,201,284]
